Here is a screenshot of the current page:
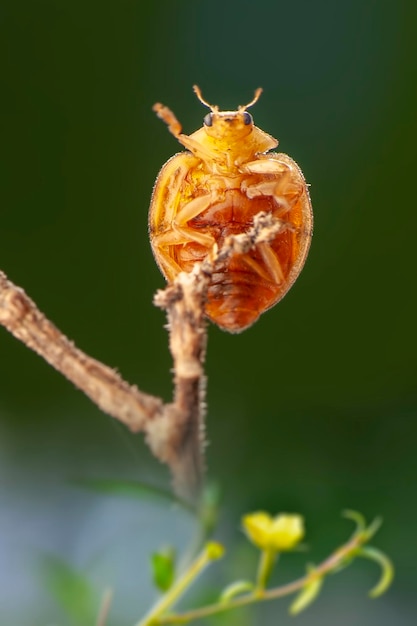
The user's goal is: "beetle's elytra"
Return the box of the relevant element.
[149,86,313,333]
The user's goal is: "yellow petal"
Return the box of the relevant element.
[242,512,273,549]
[270,514,305,551]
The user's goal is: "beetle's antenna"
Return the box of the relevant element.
[240,87,263,111]
[192,85,217,111]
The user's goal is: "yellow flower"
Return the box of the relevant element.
[243,512,305,551]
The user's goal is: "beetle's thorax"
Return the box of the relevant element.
[190,122,278,175]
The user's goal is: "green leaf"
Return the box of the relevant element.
[151,548,176,592]
[357,546,395,597]
[289,567,324,615]
[42,555,97,626]
[342,510,367,534]
[220,580,254,603]
[73,478,195,513]
[363,517,383,542]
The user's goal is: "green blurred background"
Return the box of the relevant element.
[1,1,416,624]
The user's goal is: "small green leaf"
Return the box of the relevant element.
[342,510,366,534]
[363,517,383,542]
[357,546,394,597]
[220,580,254,603]
[151,548,176,592]
[289,567,324,615]
[74,478,195,513]
[42,555,97,626]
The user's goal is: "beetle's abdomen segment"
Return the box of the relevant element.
[207,266,278,332]
[174,189,307,332]
[204,235,293,332]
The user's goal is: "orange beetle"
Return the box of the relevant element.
[149,86,313,333]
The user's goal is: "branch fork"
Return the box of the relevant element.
[0,212,281,499]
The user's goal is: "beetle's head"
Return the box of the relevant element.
[193,85,262,143]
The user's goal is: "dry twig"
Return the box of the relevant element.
[0,271,163,431]
[0,212,282,499]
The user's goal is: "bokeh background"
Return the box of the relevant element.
[1,1,416,624]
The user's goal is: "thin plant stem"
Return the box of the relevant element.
[152,531,365,624]
[137,544,221,626]
[95,588,113,626]
[255,548,277,593]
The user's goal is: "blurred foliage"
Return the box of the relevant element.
[46,507,390,625]
[42,556,98,626]
[151,548,176,593]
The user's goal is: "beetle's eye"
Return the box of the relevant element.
[243,112,253,125]
[203,113,213,127]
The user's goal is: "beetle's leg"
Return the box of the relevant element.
[161,162,197,226]
[153,247,184,281]
[153,194,216,249]
[150,154,201,232]
[240,159,289,175]
[153,103,183,137]
[273,171,303,209]
[172,193,217,246]
[175,193,215,223]
[153,226,215,248]
[176,135,218,162]
[152,225,213,282]
[243,180,282,200]
[152,229,212,282]
[171,227,215,247]
[240,254,273,282]
[153,102,218,161]
[257,242,284,284]
[241,171,303,214]
[242,179,290,214]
